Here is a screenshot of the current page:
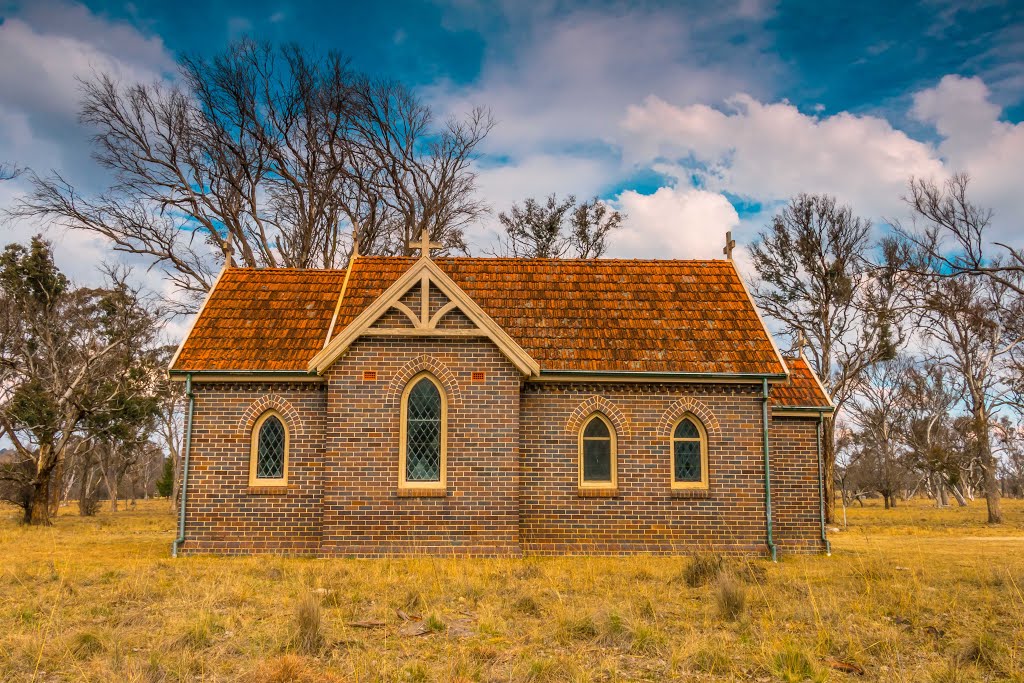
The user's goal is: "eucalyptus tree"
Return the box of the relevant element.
[749,194,904,520]
[912,272,1024,523]
[0,237,158,524]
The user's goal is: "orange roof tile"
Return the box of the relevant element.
[172,257,789,376]
[172,269,346,372]
[771,356,833,409]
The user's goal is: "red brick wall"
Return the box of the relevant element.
[771,415,827,552]
[319,336,522,556]
[178,361,826,557]
[180,382,326,555]
[519,383,826,555]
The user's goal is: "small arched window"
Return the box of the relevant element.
[400,372,447,489]
[671,416,708,489]
[579,413,616,488]
[250,411,288,487]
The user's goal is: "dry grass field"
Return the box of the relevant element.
[1,499,1023,682]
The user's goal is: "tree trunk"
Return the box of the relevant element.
[937,475,950,507]
[48,460,63,516]
[28,477,51,525]
[975,408,1002,524]
[102,465,120,513]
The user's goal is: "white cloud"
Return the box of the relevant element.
[620,94,947,223]
[466,153,620,252]
[612,186,740,259]
[0,0,176,299]
[430,4,777,157]
[912,75,1024,242]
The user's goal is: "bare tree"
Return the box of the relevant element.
[847,356,914,509]
[912,273,1024,522]
[902,360,969,506]
[490,194,624,258]
[749,194,903,521]
[895,173,1024,298]
[12,39,492,311]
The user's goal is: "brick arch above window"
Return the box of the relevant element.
[385,355,463,408]
[566,396,631,437]
[658,397,720,438]
[237,394,304,437]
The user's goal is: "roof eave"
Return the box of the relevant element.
[535,369,789,383]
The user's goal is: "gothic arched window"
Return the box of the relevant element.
[400,372,447,489]
[250,411,288,486]
[579,413,617,489]
[671,416,708,489]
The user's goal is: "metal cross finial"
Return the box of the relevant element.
[408,229,442,258]
[723,231,736,259]
[796,330,806,358]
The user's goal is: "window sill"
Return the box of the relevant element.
[670,488,710,499]
[248,485,289,495]
[397,488,448,498]
[577,487,619,498]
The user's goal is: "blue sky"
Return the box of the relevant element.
[1,0,1022,276]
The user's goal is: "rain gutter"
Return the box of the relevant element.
[817,412,832,556]
[762,377,777,562]
[171,374,195,558]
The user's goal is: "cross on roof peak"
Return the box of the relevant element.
[408,229,443,259]
[722,231,736,260]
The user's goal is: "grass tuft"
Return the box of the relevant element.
[293,591,325,654]
[959,631,1006,671]
[512,594,542,617]
[69,630,104,659]
[773,644,821,683]
[680,553,724,588]
[715,572,747,621]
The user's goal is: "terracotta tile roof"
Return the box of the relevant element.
[172,257,789,376]
[172,269,346,371]
[771,356,833,409]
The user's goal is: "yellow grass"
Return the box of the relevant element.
[1,499,1023,682]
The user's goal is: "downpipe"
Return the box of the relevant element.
[171,373,195,558]
[761,378,777,562]
[817,413,832,555]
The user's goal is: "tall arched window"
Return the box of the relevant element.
[250,410,288,487]
[671,416,708,489]
[400,372,447,489]
[579,413,616,489]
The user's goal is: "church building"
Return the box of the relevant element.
[168,232,833,557]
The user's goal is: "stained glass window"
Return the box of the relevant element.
[672,417,704,485]
[256,415,286,479]
[581,415,614,484]
[405,377,442,482]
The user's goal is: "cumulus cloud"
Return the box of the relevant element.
[0,1,173,180]
[611,186,739,259]
[911,75,1024,241]
[429,2,778,255]
[620,93,947,223]
[0,0,175,300]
